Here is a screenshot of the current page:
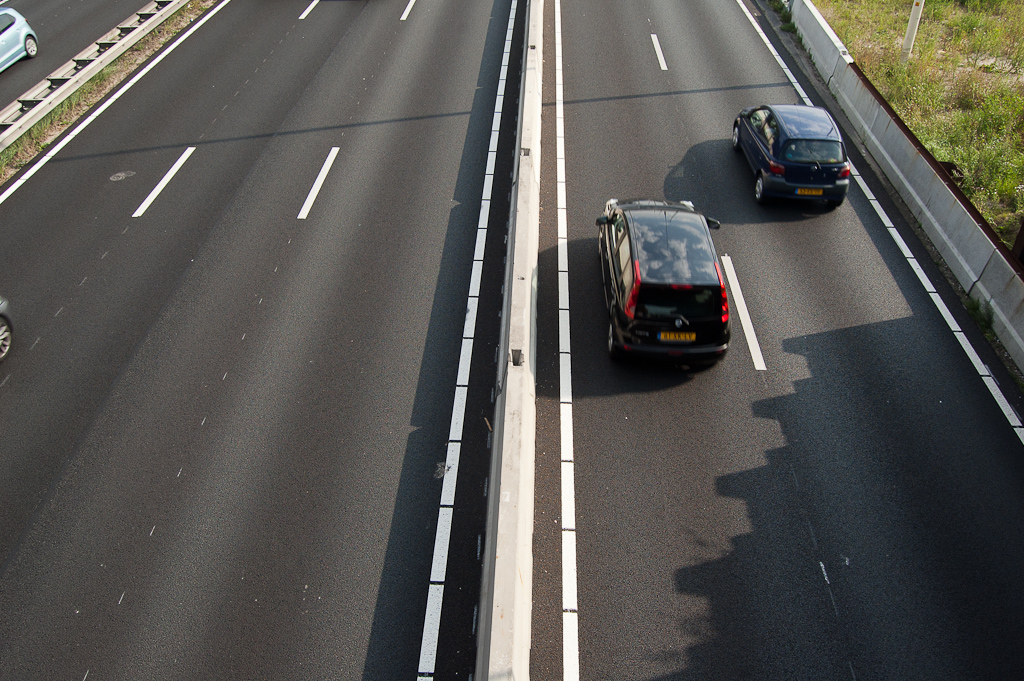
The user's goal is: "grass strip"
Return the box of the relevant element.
[805,0,1024,247]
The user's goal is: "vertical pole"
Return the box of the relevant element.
[900,0,925,64]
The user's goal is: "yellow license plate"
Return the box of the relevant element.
[797,188,824,196]
[660,331,696,342]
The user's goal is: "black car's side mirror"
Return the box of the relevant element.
[706,217,721,230]
[596,215,609,227]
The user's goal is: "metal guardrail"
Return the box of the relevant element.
[0,0,192,155]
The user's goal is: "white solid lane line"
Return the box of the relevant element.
[650,34,668,71]
[298,0,318,20]
[132,147,195,218]
[554,0,582,679]
[721,254,767,371]
[297,147,339,220]
[400,0,417,21]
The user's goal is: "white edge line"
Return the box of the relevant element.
[416,584,444,673]
[721,255,767,371]
[983,376,1023,427]
[555,1,582,680]
[132,146,195,217]
[400,0,417,21]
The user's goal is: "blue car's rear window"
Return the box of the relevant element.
[782,139,844,164]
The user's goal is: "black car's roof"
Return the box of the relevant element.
[624,206,718,286]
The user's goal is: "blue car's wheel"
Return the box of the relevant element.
[754,174,767,204]
[24,36,37,58]
[732,123,741,150]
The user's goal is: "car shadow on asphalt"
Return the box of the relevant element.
[626,318,1024,680]
[664,138,842,225]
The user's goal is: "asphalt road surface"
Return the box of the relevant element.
[0,0,523,677]
[530,0,1024,679]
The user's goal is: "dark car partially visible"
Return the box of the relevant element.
[732,104,850,208]
[0,296,11,362]
[597,199,730,366]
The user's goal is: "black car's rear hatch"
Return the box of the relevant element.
[634,285,722,345]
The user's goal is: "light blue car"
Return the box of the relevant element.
[0,8,38,74]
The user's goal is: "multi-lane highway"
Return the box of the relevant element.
[2,0,1024,678]
[0,0,521,677]
[530,0,1024,679]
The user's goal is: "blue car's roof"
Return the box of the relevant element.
[772,105,841,141]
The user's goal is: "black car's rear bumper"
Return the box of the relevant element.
[621,340,728,360]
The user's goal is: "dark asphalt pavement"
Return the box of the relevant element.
[0,0,519,677]
[530,0,1024,679]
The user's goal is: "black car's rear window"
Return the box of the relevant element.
[637,286,718,320]
[782,139,844,164]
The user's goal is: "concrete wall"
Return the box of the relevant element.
[790,0,1024,372]
[475,0,542,677]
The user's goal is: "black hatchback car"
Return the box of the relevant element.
[732,104,850,208]
[597,199,730,364]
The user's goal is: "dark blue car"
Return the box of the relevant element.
[732,104,850,209]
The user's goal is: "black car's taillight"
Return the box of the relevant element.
[716,262,729,325]
[625,261,641,319]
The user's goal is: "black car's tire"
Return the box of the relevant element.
[607,319,623,360]
[24,36,38,59]
[731,123,741,151]
[754,174,767,204]
[826,198,843,210]
[0,316,11,362]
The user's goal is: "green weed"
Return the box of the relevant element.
[966,295,996,341]
[813,0,1024,246]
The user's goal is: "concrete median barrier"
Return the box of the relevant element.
[475,0,542,677]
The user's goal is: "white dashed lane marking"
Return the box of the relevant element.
[720,254,767,371]
[297,147,339,220]
[650,34,668,71]
[132,147,195,218]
